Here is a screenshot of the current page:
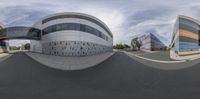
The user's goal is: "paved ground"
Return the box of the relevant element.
[26,52,114,70]
[134,51,174,61]
[0,53,12,62]
[126,50,148,55]
[1,52,200,99]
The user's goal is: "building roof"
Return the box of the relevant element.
[179,15,200,25]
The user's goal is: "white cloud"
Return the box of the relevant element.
[9,40,30,47]
[0,0,200,46]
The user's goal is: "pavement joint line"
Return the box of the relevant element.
[123,51,186,63]
[0,53,12,63]
[26,52,115,70]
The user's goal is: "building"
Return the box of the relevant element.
[31,12,113,56]
[131,33,165,51]
[0,12,113,56]
[0,22,9,53]
[170,15,200,56]
[0,22,3,29]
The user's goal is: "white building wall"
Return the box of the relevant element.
[32,12,113,56]
[30,40,42,53]
[41,31,112,47]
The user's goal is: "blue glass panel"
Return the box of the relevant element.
[178,41,200,52]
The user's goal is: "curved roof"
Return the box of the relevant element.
[179,15,200,25]
[36,12,113,38]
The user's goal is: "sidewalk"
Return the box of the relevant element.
[122,51,200,70]
[26,52,115,71]
[170,49,200,61]
[137,51,176,61]
[124,51,185,63]
[0,53,12,63]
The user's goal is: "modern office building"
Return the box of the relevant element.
[131,33,165,51]
[170,15,200,56]
[0,12,113,56]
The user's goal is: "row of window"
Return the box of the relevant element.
[179,18,199,30]
[42,14,113,38]
[179,23,199,34]
[42,23,109,41]
[0,41,6,46]
[178,42,200,52]
[173,18,200,51]
[0,27,41,40]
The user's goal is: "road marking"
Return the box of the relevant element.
[124,51,186,63]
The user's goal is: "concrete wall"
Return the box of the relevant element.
[42,41,112,56]
[30,40,42,53]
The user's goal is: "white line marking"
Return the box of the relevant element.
[124,51,186,63]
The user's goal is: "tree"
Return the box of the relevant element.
[131,37,142,50]
[24,43,30,50]
[113,44,131,49]
[124,44,131,48]
[9,46,20,50]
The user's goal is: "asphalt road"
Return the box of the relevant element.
[0,52,200,99]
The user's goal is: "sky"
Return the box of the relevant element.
[1,0,200,46]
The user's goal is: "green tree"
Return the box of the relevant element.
[113,44,131,49]
[131,37,142,50]
[123,44,131,48]
[24,43,30,50]
[9,46,19,50]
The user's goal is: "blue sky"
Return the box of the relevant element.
[0,0,200,46]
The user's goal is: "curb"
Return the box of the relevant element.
[124,51,186,63]
[134,54,186,63]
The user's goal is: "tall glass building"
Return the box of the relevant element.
[171,15,200,56]
[132,33,165,51]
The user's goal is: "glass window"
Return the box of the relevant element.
[41,14,113,38]
[42,23,109,41]
[0,27,41,40]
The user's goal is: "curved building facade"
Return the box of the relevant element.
[0,12,113,56]
[171,15,200,56]
[31,12,113,56]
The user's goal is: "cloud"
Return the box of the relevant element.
[0,0,200,46]
[9,39,30,47]
[0,5,53,26]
